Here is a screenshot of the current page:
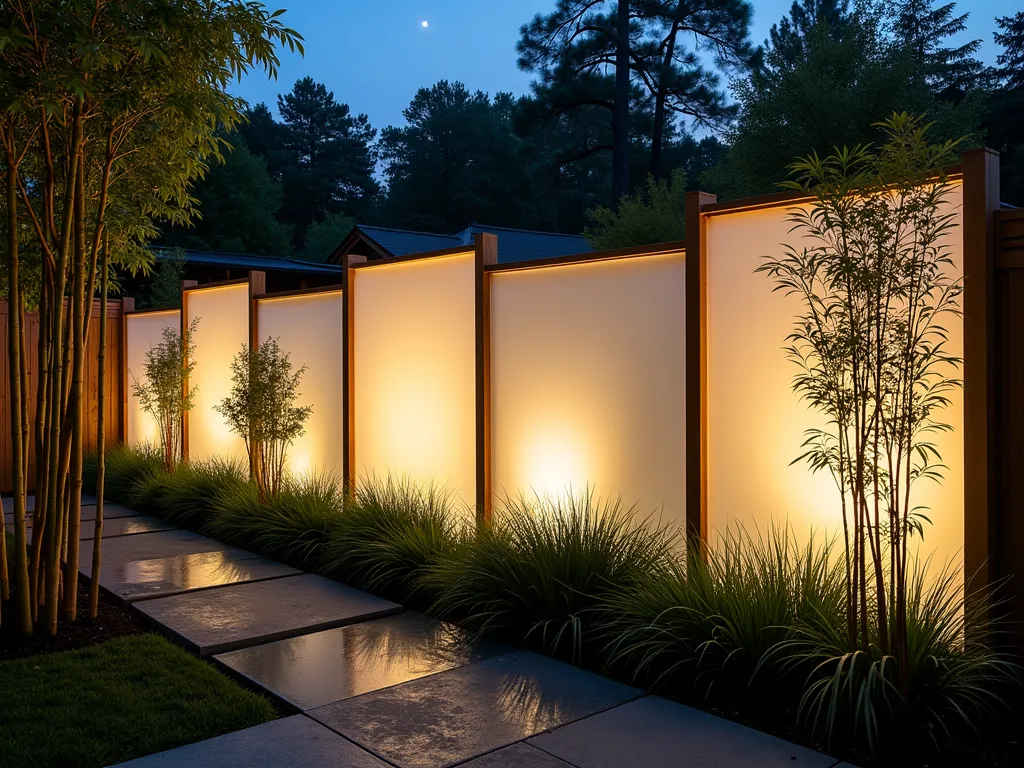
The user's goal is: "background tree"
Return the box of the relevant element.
[302,211,355,263]
[141,248,188,310]
[160,141,292,256]
[584,167,686,248]
[709,0,983,197]
[985,12,1024,205]
[379,82,537,233]
[276,77,379,249]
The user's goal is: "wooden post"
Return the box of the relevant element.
[474,233,498,529]
[120,297,135,443]
[341,255,366,493]
[962,148,1000,592]
[180,279,197,461]
[248,271,266,352]
[685,190,716,555]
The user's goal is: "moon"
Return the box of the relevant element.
[421,20,429,28]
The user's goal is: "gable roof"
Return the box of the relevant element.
[330,223,592,265]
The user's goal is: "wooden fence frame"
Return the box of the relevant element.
[112,149,1015,607]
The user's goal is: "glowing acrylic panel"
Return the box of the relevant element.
[257,291,344,480]
[352,252,477,507]
[490,251,686,530]
[125,310,181,447]
[186,283,250,462]
[705,182,965,566]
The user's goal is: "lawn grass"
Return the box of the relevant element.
[0,633,275,768]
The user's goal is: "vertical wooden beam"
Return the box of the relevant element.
[248,271,266,352]
[474,233,498,529]
[341,255,366,494]
[962,148,1000,591]
[180,279,198,461]
[685,190,716,554]
[120,297,135,443]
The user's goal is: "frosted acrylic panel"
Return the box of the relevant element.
[490,251,686,530]
[125,310,181,447]
[353,252,476,506]
[257,291,344,479]
[187,283,249,462]
[705,181,964,565]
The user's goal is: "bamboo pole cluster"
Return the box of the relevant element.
[0,0,302,638]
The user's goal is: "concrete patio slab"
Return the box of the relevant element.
[77,515,177,540]
[2,496,120,521]
[460,743,574,767]
[529,695,837,768]
[78,530,299,602]
[136,573,403,656]
[309,650,641,768]
[216,611,508,710]
[80,502,141,521]
[113,714,389,767]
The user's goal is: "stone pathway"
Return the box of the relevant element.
[55,499,852,768]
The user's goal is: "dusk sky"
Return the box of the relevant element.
[231,1,1019,132]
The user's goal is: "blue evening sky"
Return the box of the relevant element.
[232,1,1018,132]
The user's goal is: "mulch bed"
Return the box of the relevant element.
[0,574,148,663]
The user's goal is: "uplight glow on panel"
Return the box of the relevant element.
[704,181,965,566]
[257,291,344,480]
[489,251,686,530]
[352,252,477,509]
[186,283,250,462]
[125,310,180,447]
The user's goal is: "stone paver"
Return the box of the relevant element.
[77,515,177,540]
[460,743,575,767]
[2,496,118,521]
[215,611,508,710]
[309,650,641,768]
[137,573,403,656]
[112,715,388,767]
[529,695,838,768]
[78,530,298,602]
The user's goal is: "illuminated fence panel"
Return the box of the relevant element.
[705,182,965,565]
[490,251,686,530]
[125,310,181,447]
[186,283,250,463]
[352,252,477,508]
[257,290,344,480]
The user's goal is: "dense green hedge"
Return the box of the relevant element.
[85,444,1019,764]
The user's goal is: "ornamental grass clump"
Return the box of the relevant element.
[137,457,247,529]
[769,560,1018,756]
[429,491,679,663]
[211,472,343,569]
[602,526,845,700]
[322,477,466,607]
[83,444,162,504]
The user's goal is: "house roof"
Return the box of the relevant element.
[332,224,592,265]
[154,247,342,275]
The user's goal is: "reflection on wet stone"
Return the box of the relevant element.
[216,612,508,710]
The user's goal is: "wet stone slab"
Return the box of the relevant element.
[460,743,575,767]
[2,497,128,522]
[77,529,299,602]
[216,611,508,710]
[137,573,403,656]
[529,695,838,768]
[112,714,389,767]
[308,650,641,768]
[77,515,177,540]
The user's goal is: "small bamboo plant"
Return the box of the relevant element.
[130,318,199,472]
[758,113,964,706]
[216,337,312,502]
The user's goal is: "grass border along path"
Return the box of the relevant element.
[0,633,275,768]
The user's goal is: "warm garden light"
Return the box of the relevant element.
[704,180,966,568]
[352,251,477,512]
[256,290,344,480]
[185,283,250,463]
[125,309,182,447]
[490,250,687,530]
